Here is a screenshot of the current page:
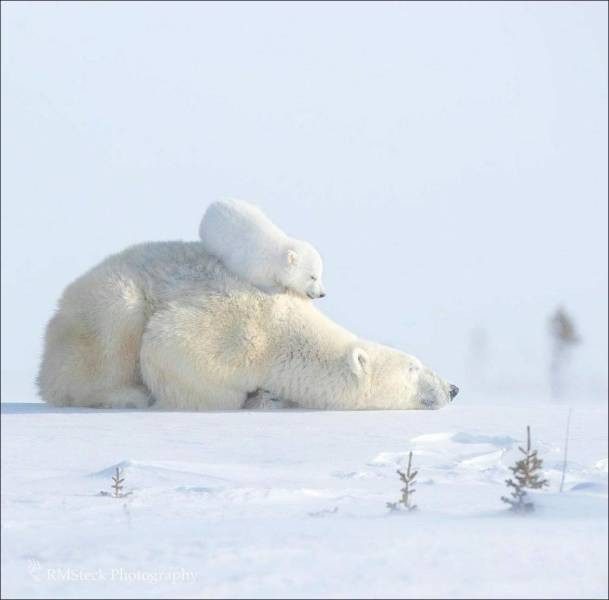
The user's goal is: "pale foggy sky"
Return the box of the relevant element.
[2,1,607,401]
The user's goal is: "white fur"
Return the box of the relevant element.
[38,241,454,411]
[37,242,222,408]
[199,199,325,299]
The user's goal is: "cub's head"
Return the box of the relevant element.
[349,344,458,410]
[281,240,325,299]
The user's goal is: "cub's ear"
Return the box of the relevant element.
[349,347,369,378]
[286,249,298,266]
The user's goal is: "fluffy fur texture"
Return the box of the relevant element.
[199,199,325,299]
[38,241,456,411]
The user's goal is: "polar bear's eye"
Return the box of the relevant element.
[310,275,317,281]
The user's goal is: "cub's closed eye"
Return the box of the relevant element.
[310,275,317,281]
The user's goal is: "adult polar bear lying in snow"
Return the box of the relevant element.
[38,241,458,410]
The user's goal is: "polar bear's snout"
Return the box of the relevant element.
[449,384,459,400]
[307,286,326,299]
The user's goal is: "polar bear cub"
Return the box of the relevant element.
[199,199,325,299]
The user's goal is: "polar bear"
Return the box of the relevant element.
[38,242,220,409]
[37,241,458,410]
[140,282,458,411]
[199,199,325,299]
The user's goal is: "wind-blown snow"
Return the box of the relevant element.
[1,402,606,599]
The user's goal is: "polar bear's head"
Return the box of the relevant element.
[281,240,325,300]
[350,344,458,409]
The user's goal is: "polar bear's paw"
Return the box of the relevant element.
[243,389,277,409]
[92,387,152,409]
[242,389,300,410]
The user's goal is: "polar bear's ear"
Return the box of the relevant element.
[350,347,369,378]
[286,249,298,267]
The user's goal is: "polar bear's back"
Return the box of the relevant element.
[101,240,250,304]
[58,241,241,316]
[199,200,288,292]
[38,239,257,408]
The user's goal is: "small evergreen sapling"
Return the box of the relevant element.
[501,426,548,513]
[387,451,418,512]
[111,467,125,498]
[98,466,132,498]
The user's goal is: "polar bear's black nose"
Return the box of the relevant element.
[319,292,326,298]
[449,384,459,400]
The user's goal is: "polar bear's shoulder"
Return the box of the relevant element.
[111,240,208,266]
[85,240,255,303]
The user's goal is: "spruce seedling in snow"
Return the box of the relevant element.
[501,426,548,513]
[111,467,125,498]
[387,451,418,512]
[98,466,131,498]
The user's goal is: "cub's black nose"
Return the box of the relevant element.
[319,292,326,298]
[449,384,459,400]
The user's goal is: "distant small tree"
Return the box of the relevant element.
[549,307,580,399]
[501,426,548,513]
[387,451,418,512]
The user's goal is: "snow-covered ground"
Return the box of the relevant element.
[1,401,607,599]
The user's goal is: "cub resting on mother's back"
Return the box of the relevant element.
[38,241,458,410]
